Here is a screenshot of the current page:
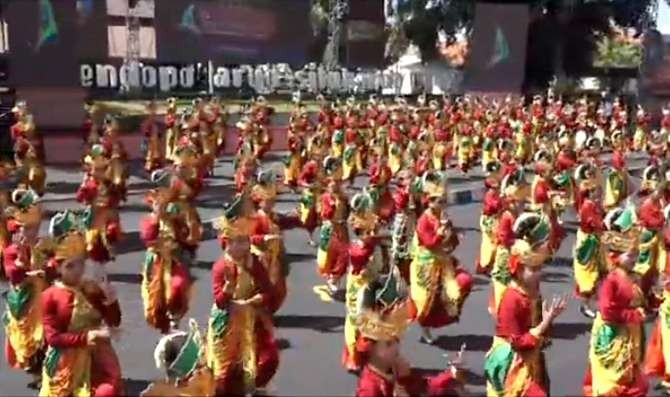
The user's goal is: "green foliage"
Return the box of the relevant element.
[593,33,642,69]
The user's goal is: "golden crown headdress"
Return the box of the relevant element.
[356,302,411,342]
[422,170,447,198]
[602,205,640,253]
[6,188,41,227]
[49,211,87,261]
[214,194,254,239]
[349,191,378,232]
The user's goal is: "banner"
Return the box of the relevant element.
[78,61,463,96]
[7,0,107,87]
[465,3,530,93]
[155,0,316,65]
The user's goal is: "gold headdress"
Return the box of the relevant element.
[422,170,446,198]
[6,188,41,228]
[167,97,177,111]
[602,206,639,253]
[356,302,411,342]
[349,191,378,233]
[323,156,342,182]
[641,165,663,193]
[84,144,110,172]
[251,169,278,202]
[574,163,598,192]
[602,229,640,253]
[501,168,528,202]
[49,211,87,261]
[511,239,551,269]
[214,194,254,240]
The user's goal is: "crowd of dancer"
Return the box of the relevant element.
[4,91,670,396]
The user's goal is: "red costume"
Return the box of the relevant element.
[250,210,301,313]
[579,199,605,234]
[41,282,124,397]
[209,254,279,395]
[356,365,460,397]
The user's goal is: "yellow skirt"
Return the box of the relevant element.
[479,215,498,272]
[284,156,301,186]
[5,278,46,370]
[573,230,603,297]
[588,314,644,396]
[485,336,545,397]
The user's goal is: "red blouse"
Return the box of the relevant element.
[579,199,605,233]
[211,254,274,311]
[496,286,541,351]
[41,283,121,349]
[356,365,459,397]
[533,178,550,205]
[496,210,516,248]
[320,192,346,221]
[483,189,504,217]
[3,244,28,285]
[639,197,664,231]
[598,270,644,325]
[349,238,377,275]
[416,212,443,249]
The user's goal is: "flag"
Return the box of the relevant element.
[180,4,201,35]
[487,26,510,68]
[36,0,59,51]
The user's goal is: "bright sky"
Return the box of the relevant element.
[658,0,670,35]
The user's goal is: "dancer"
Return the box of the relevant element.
[139,170,192,333]
[40,211,124,397]
[343,191,386,372]
[250,169,302,313]
[78,144,123,267]
[485,221,567,396]
[208,196,279,395]
[317,156,350,294]
[355,298,466,397]
[410,171,473,344]
[573,163,605,318]
[141,319,215,397]
[583,214,648,396]
[3,188,49,388]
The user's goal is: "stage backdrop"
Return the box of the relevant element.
[5,0,108,87]
[464,3,530,93]
[155,0,316,66]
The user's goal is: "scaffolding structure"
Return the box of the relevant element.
[122,1,141,93]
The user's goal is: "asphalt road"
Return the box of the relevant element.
[0,155,663,397]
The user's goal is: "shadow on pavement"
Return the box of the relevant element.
[108,273,142,285]
[433,334,493,352]
[194,260,214,270]
[277,338,292,351]
[550,257,572,268]
[274,314,344,333]
[123,378,150,397]
[454,226,481,233]
[46,181,82,195]
[541,271,570,284]
[115,231,145,255]
[284,253,316,265]
[551,321,591,340]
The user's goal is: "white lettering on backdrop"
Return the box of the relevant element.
[80,62,464,95]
